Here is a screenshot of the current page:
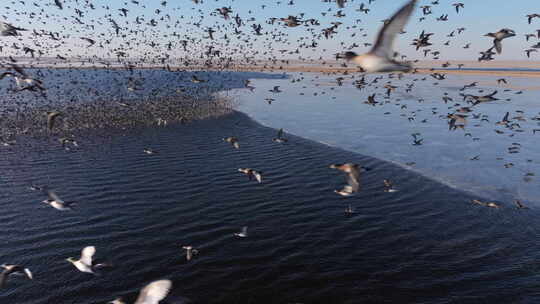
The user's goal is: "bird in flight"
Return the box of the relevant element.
[343,0,417,73]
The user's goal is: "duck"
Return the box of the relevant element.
[329,163,371,196]
[343,0,417,72]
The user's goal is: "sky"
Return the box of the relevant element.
[1,0,539,62]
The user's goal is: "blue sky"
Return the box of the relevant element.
[2,0,538,61]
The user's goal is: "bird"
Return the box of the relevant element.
[514,200,528,209]
[342,0,417,73]
[234,226,248,238]
[269,86,282,93]
[238,168,263,183]
[54,0,63,9]
[383,179,398,192]
[223,137,240,149]
[471,199,500,209]
[452,3,464,13]
[182,246,198,261]
[66,246,111,274]
[329,163,370,196]
[272,128,288,143]
[0,264,33,288]
[0,22,27,36]
[485,29,516,54]
[143,148,157,155]
[43,190,76,211]
[109,280,172,304]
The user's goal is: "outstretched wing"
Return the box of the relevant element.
[80,246,96,266]
[134,280,172,304]
[493,39,502,54]
[370,0,417,58]
[277,128,284,139]
[346,169,360,193]
[48,190,64,203]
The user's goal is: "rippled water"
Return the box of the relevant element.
[235,72,540,205]
[1,111,539,304]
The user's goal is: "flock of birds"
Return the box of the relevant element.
[0,0,538,303]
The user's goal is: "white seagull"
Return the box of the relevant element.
[110,280,173,304]
[66,246,110,274]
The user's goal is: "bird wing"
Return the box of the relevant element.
[24,268,33,280]
[254,172,262,183]
[346,169,360,192]
[134,280,172,304]
[277,128,283,139]
[48,190,64,203]
[80,246,96,266]
[493,39,502,54]
[242,226,248,234]
[370,0,417,58]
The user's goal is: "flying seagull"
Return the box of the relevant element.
[343,0,417,72]
[66,246,111,274]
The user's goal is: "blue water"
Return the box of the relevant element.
[236,72,540,205]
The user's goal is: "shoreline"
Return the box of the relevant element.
[4,60,540,78]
